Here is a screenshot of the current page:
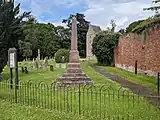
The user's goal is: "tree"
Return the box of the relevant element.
[18,40,32,60]
[127,0,160,34]
[125,20,145,33]
[0,1,30,73]
[54,26,71,50]
[62,13,90,58]
[110,20,116,32]
[21,19,71,59]
[118,29,125,35]
[92,31,120,66]
[143,0,160,16]
[55,49,69,63]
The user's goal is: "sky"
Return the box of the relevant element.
[14,0,156,30]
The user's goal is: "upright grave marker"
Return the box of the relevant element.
[38,49,40,61]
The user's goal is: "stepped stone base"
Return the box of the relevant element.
[56,63,93,87]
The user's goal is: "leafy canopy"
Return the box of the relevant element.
[55,49,69,63]
[0,1,30,73]
[92,31,120,66]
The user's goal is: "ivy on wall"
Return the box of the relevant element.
[132,16,160,34]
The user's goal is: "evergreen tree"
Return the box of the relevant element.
[0,0,30,73]
[143,0,160,16]
[62,13,90,58]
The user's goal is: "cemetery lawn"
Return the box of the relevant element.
[1,60,117,86]
[0,100,86,120]
[98,65,157,91]
[1,60,66,84]
[0,61,160,120]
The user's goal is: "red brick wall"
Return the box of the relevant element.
[114,28,160,76]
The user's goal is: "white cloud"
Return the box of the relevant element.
[37,18,67,28]
[83,0,155,30]
[52,22,68,28]
[16,0,156,31]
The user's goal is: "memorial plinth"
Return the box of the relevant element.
[56,17,93,86]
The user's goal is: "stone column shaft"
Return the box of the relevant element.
[71,17,77,50]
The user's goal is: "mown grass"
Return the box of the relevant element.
[0,60,160,120]
[0,100,87,120]
[1,60,65,84]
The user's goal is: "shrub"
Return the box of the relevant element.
[92,31,120,66]
[55,49,69,63]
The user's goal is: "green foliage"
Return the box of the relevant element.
[62,13,90,58]
[20,19,70,59]
[128,0,160,34]
[110,20,116,32]
[18,40,32,59]
[55,49,69,63]
[0,1,30,73]
[125,0,160,34]
[126,20,145,33]
[132,16,160,33]
[92,31,120,66]
[125,15,160,34]
[118,29,125,35]
[143,0,160,14]
[55,26,71,50]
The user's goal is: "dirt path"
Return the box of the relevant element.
[91,65,160,108]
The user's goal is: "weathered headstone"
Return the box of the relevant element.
[50,65,54,71]
[61,63,66,68]
[38,49,40,61]
[42,64,46,70]
[24,67,28,74]
[34,58,39,69]
[61,56,65,63]
[44,57,48,65]
[21,67,25,73]
[30,61,33,68]
[55,63,59,68]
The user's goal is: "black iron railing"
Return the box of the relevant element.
[0,80,160,120]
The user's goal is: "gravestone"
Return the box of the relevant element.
[38,49,40,61]
[40,57,48,70]
[56,17,93,86]
[34,58,39,69]
[44,57,48,65]
[61,63,66,69]
[42,64,46,70]
[56,63,60,68]
[21,67,25,73]
[50,65,54,71]
[61,56,65,63]
[30,62,33,69]
[24,67,28,74]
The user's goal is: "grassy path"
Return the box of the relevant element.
[90,64,160,108]
[99,65,157,92]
